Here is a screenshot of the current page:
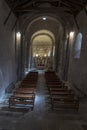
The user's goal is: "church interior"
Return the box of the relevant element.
[0,0,87,129]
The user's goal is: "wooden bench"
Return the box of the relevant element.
[9,93,35,110]
[14,88,35,95]
[8,71,38,110]
[50,90,74,95]
[51,95,79,111]
[49,87,69,92]
[20,83,37,88]
[21,81,37,84]
[45,72,79,111]
[47,84,66,89]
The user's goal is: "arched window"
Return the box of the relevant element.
[74,33,82,58]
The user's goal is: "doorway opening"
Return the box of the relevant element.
[30,30,55,70]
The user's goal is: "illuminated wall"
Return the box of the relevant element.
[0,0,17,102]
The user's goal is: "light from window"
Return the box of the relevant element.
[74,33,82,58]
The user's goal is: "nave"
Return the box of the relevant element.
[0,0,87,129]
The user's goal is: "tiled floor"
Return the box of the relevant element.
[0,71,87,130]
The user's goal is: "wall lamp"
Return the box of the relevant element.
[69,31,74,38]
[16,32,21,39]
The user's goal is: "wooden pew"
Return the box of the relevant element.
[8,71,38,110]
[51,95,79,111]
[47,84,66,92]
[14,87,35,95]
[50,90,74,96]
[45,71,79,111]
[50,88,79,111]
[49,85,79,111]
[9,93,35,110]
[20,83,37,88]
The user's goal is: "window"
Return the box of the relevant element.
[74,33,82,58]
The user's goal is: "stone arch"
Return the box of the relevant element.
[29,29,55,69]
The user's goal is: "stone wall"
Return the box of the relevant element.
[68,10,87,95]
[0,0,17,101]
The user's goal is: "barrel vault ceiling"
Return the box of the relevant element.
[5,0,87,18]
[4,0,87,65]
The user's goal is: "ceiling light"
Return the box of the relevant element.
[42,17,46,20]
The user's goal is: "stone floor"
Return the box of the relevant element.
[0,70,87,130]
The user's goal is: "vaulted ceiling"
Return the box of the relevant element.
[5,0,87,17]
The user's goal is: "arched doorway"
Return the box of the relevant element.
[30,29,55,70]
